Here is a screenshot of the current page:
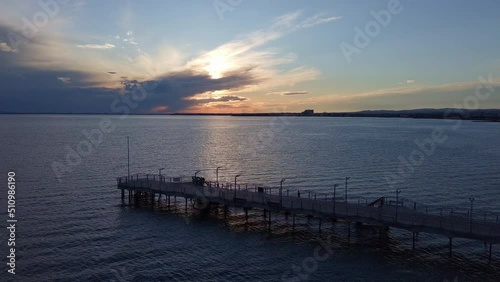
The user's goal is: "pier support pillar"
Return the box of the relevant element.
[245,208,249,223]
[121,189,125,201]
[449,238,453,256]
[134,192,139,207]
[224,205,228,221]
[151,193,155,204]
[263,209,267,219]
[292,214,296,231]
[185,198,188,212]
[268,211,272,231]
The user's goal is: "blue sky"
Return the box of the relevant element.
[0,0,499,113]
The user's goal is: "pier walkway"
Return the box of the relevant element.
[116,173,500,262]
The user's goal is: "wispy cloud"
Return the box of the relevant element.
[299,14,342,28]
[76,43,116,49]
[150,105,169,113]
[398,79,416,85]
[267,91,310,96]
[273,10,302,27]
[57,77,71,83]
[185,11,331,95]
[190,95,248,104]
[0,42,16,52]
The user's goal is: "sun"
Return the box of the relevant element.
[204,56,229,79]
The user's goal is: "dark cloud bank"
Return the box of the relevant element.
[0,24,257,113]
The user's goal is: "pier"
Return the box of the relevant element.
[116,173,500,263]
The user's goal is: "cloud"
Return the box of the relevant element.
[57,76,71,83]
[0,68,122,113]
[300,14,342,28]
[267,91,309,96]
[185,11,325,92]
[0,11,332,113]
[123,38,138,45]
[0,67,237,114]
[0,22,138,87]
[273,10,303,27]
[0,42,16,52]
[117,30,139,46]
[191,95,248,105]
[76,43,116,49]
[398,79,416,85]
[118,69,258,112]
[150,105,169,113]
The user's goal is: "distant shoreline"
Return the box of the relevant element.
[1,109,499,122]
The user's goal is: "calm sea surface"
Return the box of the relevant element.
[0,114,499,281]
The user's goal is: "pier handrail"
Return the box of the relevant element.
[117,173,500,227]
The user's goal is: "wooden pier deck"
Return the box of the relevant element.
[117,173,500,261]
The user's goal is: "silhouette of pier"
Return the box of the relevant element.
[116,173,500,263]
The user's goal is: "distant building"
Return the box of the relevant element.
[302,109,314,116]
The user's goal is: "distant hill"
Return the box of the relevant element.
[1,108,500,121]
[232,108,500,121]
[330,108,500,121]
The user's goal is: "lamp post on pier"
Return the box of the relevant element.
[333,183,340,213]
[234,174,241,198]
[127,136,130,179]
[158,167,165,181]
[345,177,350,202]
[216,166,222,187]
[280,178,286,205]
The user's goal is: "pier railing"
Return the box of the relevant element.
[117,174,500,242]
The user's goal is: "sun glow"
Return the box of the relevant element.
[204,56,229,79]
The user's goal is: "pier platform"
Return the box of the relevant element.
[116,173,500,262]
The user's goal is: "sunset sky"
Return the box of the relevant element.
[0,0,499,113]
